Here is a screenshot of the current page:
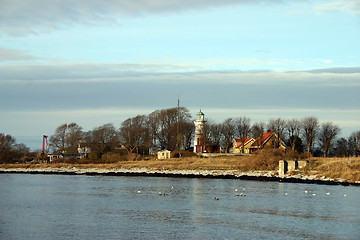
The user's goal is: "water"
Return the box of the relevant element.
[0,174,359,240]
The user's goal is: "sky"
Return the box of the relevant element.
[0,0,360,151]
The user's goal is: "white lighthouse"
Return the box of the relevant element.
[194,110,206,153]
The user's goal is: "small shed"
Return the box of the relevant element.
[157,150,171,159]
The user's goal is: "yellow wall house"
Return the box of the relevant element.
[249,130,286,153]
[157,150,171,159]
[232,138,255,154]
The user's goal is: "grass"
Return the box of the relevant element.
[1,150,360,182]
[307,157,360,182]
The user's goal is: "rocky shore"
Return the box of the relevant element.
[1,167,359,186]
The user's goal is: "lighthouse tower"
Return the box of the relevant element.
[194,110,206,153]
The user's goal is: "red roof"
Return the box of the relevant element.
[234,138,253,148]
[251,132,273,147]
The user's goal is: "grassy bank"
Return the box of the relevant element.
[1,150,360,182]
[306,157,360,182]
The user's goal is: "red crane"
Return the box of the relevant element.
[42,135,48,155]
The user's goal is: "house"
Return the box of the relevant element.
[77,141,91,158]
[231,137,255,154]
[157,150,171,159]
[249,130,286,153]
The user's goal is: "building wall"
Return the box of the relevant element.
[263,135,286,150]
[232,139,255,154]
[157,150,171,159]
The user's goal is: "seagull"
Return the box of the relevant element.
[304,190,308,193]
[326,192,330,195]
[235,189,238,192]
[344,194,347,197]
[137,190,141,193]
[285,193,288,196]
[312,193,316,196]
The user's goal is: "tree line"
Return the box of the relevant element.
[0,133,30,163]
[206,116,359,158]
[48,107,193,159]
[1,106,360,163]
[48,107,360,159]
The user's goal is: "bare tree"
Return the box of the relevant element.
[221,118,235,153]
[49,123,83,153]
[119,115,150,154]
[0,133,15,153]
[301,117,319,154]
[234,116,251,153]
[335,138,349,157]
[251,122,266,149]
[319,122,341,157]
[0,133,29,163]
[156,108,176,150]
[150,107,191,150]
[209,122,223,147]
[49,124,68,152]
[268,118,286,148]
[91,123,117,154]
[66,123,83,152]
[286,119,302,151]
[204,120,222,151]
[179,120,194,151]
[148,109,161,147]
[350,130,360,154]
[14,143,30,154]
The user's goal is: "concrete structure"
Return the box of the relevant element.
[279,160,309,176]
[193,110,206,153]
[287,160,298,172]
[279,160,286,177]
[298,160,309,169]
[157,150,171,159]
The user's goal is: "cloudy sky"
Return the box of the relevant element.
[1,0,359,150]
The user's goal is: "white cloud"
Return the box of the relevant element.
[0,48,34,62]
[0,0,296,36]
[313,0,360,15]
[1,61,359,88]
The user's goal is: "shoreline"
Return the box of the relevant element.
[1,167,359,187]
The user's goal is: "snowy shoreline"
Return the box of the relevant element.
[1,167,359,186]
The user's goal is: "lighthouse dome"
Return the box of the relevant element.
[197,110,205,120]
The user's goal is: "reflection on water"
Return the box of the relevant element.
[0,174,359,240]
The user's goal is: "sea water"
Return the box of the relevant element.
[0,174,359,240]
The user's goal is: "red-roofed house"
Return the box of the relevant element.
[231,137,255,154]
[249,130,286,153]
